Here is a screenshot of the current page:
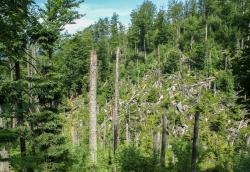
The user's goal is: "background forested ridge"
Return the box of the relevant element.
[0,0,250,171]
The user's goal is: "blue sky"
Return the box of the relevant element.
[36,0,168,34]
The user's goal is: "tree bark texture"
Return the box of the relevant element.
[191,111,200,172]
[160,114,168,167]
[89,51,97,165]
[113,47,120,154]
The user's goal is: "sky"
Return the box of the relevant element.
[36,0,169,34]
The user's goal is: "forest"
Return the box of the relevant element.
[0,0,250,171]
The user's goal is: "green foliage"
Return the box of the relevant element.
[216,70,234,94]
[117,145,156,172]
[0,0,250,171]
[169,139,192,172]
[0,129,18,143]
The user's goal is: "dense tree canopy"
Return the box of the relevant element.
[0,0,250,171]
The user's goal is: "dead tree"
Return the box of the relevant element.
[71,125,79,146]
[191,110,200,172]
[0,147,10,172]
[160,113,168,167]
[113,47,120,154]
[89,51,97,165]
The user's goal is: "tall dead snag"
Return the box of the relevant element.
[144,38,147,61]
[113,47,120,154]
[89,51,97,165]
[125,123,129,145]
[160,113,168,167]
[191,110,200,172]
[205,22,208,41]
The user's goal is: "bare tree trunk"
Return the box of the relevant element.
[191,111,200,172]
[0,147,10,172]
[247,135,250,146]
[113,48,120,154]
[225,56,228,71]
[213,82,217,95]
[190,35,194,49]
[0,106,3,128]
[89,51,97,165]
[137,58,140,85]
[134,42,136,55]
[103,122,106,149]
[160,114,168,167]
[176,26,180,39]
[157,45,160,64]
[205,22,208,41]
[241,39,244,49]
[9,64,14,81]
[71,126,79,146]
[125,123,130,145]
[144,38,147,61]
[153,131,161,159]
[9,63,17,129]
[248,23,250,41]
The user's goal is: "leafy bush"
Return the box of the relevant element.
[117,145,156,172]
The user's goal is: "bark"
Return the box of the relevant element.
[113,47,120,154]
[103,122,106,149]
[241,39,244,49]
[9,64,14,81]
[213,82,217,95]
[247,135,250,146]
[11,118,16,128]
[71,126,79,146]
[157,45,160,64]
[125,123,130,145]
[144,38,147,61]
[0,106,3,128]
[134,42,136,55]
[205,22,208,41]
[89,51,97,165]
[190,35,194,49]
[0,147,10,172]
[191,111,200,172]
[225,56,228,71]
[160,114,168,167]
[179,54,183,74]
[15,61,26,156]
[0,161,10,172]
[153,131,161,158]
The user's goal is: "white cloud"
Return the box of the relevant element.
[64,4,131,34]
[64,18,95,34]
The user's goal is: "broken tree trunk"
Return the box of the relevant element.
[89,51,97,165]
[160,113,168,167]
[191,111,200,172]
[113,47,120,154]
